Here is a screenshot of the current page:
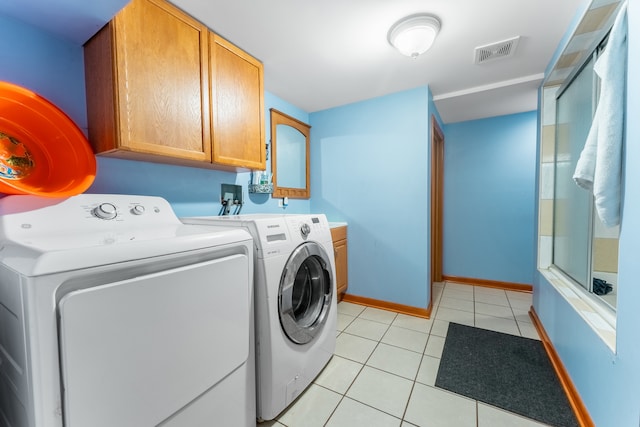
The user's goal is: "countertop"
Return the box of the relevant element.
[328,222,348,229]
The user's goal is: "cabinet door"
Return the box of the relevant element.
[334,240,348,297]
[331,226,348,299]
[333,240,347,299]
[210,34,265,170]
[112,0,211,161]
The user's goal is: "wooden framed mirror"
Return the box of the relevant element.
[270,108,311,199]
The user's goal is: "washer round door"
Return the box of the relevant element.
[278,241,334,344]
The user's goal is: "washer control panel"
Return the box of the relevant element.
[286,215,330,242]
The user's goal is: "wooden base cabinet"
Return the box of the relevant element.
[330,226,348,301]
[84,0,265,171]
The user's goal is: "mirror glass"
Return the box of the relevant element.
[271,109,310,199]
[276,124,306,188]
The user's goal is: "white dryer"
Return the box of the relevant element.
[0,194,255,427]
[182,214,337,421]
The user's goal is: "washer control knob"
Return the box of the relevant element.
[131,205,145,215]
[93,203,117,220]
[300,223,311,238]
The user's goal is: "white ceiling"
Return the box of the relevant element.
[172,0,588,123]
[0,0,588,123]
[0,0,129,46]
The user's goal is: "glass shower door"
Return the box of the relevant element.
[553,57,595,290]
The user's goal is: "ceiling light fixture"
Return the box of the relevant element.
[388,14,441,58]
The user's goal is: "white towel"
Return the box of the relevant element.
[573,1,627,227]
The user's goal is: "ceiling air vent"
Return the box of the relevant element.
[474,36,520,64]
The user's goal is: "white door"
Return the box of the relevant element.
[58,254,249,427]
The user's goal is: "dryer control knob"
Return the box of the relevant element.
[93,203,117,220]
[300,223,311,238]
[131,205,145,215]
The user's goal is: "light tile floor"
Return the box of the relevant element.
[260,281,553,427]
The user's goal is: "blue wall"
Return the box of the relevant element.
[443,111,537,285]
[0,14,87,130]
[309,87,436,309]
[0,13,309,217]
[89,91,311,217]
[534,2,640,425]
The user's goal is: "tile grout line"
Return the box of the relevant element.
[507,292,525,337]
[334,301,441,425]
[332,308,406,425]
[325,286,541,427]
[398,322,441,426]
[288,311,373,425]
[314,325,375,424]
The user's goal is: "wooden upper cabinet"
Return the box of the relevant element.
[85,0,211,163]
[84,0,266,171]
[210,34,265,170]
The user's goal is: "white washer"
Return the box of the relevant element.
[182,214,337,421]
[0,194,255,427]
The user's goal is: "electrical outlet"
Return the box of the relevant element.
[278,199,284,208]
